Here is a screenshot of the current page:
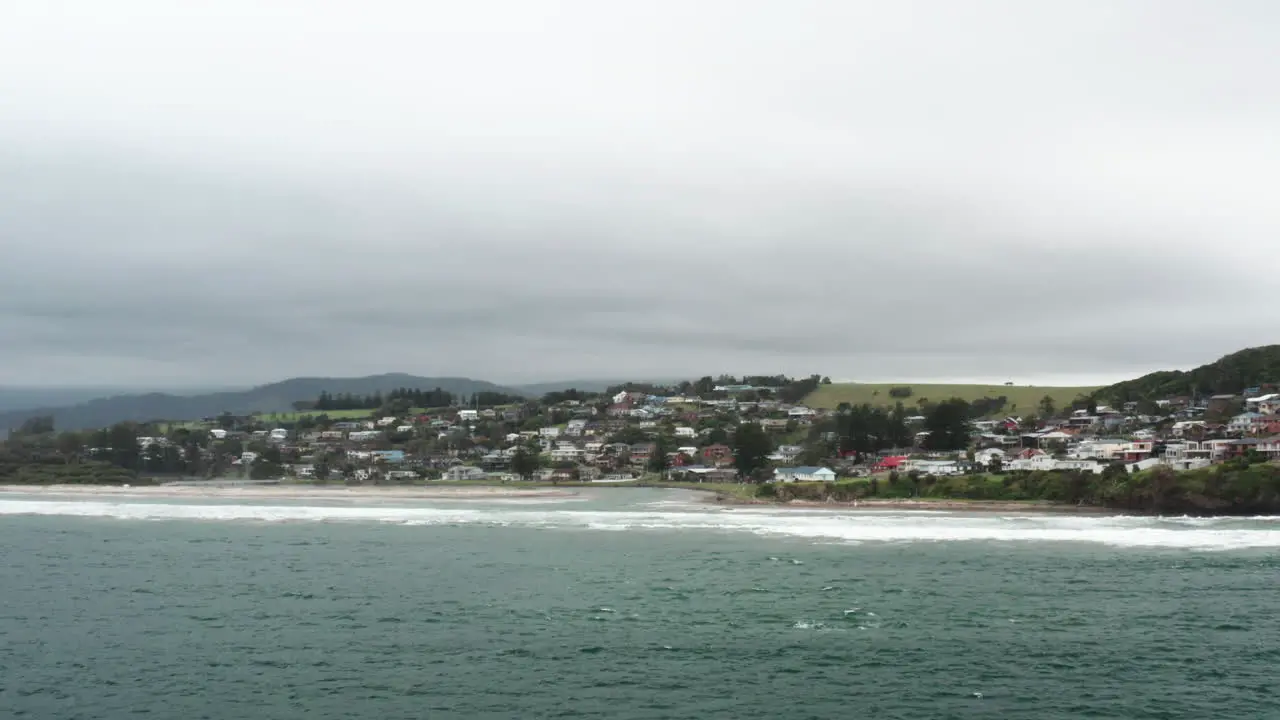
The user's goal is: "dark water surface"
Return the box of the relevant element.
[2,489,1279,719]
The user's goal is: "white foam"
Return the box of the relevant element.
[3,498,1280,550]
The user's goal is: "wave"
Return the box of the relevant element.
[4,499,1280,549]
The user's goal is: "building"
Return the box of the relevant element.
[444,465,487,481]
[772,466,837,482]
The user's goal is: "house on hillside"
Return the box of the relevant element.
[873,455,908,472]
[974,448,1006,468]
[444,465,487,481]
[772,466,836,483]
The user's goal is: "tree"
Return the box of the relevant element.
[1038,395,1057,418]
[924,398,972,451]
[648,435,671,474]
[990,455,1004,475]
[511,447,540,481]
[732,422,772,479]
[15,415,55,436]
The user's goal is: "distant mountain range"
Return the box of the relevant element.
[0,374,611,432]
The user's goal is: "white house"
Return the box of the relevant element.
[1229,413,1263,435]
[1006,454,1058,472]
[674,426,697,438]
[772,466,837,483]
[269,428,289,441]
[377,416,398,427]
[974,448,1006,467]
[444,465,487,481]
[457,409,479,422]
[209,428,228,440]
[787,406,816,418]
[539,426,562,438]
[550,443,584,463]
[906,459,963,476]
[348,430,381,442]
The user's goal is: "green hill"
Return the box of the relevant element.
[1093,345,1280,402]
[804,383,1097,415]
[0,374,523,432]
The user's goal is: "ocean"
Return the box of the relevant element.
[2,488,1279,719]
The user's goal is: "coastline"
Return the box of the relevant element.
[0,484,580,501]
[698,491,1114,514]
[0,482,1113,513]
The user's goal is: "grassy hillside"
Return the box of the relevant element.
[804,383,1097,414]
[0,374,522,432]
[1093,345,1280,402]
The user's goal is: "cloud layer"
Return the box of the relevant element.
[2,1,1278,386]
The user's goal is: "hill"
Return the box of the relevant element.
[1093,345,1280,402]
[803,382,1097,415]
[0,374,521,432]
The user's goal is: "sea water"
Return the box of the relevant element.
[2,488,1278,718]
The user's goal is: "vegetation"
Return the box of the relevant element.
[1094,345,1280,403]
[805,383,1096,415]
[754,461,1280,514]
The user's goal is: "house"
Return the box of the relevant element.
[674,426,696,439]
[907,459,962,476]
[773,466,837,482]
[1052,459,1105,474]
[209,428,228,440]
[1245,393,1280,412]
[629,443,656,464]
[376,416,398,427]
[1229,412,1263,435]
[550,443,584,463]
[444,465,487,481]
[1068,439,1128,461]
[457,410,479,423]
[974,448,1006,468]
[1207,394,1239,415]
[873,455,908,472]
[348,430,381,442]
[269,428,289,442]
[671,466,738,483]
[1006,453,1057,472]
[1258,436,1280,459]
[539,426,561,438]
[772,445,804,462]
[370,450,405,464]
[395,424,415,435]
[701,444,734,466]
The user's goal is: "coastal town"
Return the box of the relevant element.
[11,374,1272,489]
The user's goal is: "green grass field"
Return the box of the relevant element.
[803,383,1098,415]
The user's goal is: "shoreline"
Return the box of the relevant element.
[706,495,1115,513]
[1,482,1110,513]
[0,484,580,501]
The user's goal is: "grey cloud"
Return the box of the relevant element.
[2,1,1279,386]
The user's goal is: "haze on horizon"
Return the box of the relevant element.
[2,1,1277,390]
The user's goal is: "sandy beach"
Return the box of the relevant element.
[0,484,581,501]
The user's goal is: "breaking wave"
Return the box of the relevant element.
[4,498,1280,550]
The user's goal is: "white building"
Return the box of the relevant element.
[772,466,837,482]
[444,465,487,481]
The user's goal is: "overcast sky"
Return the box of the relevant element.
[2,1,1278,388]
